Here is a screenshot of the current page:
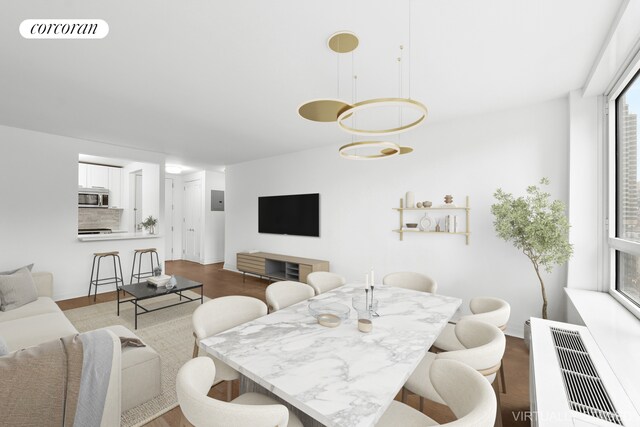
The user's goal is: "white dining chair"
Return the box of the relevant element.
[265,281,315,312]
[382,271,437,293]
[403,319,505,425]
[433,297,510,392]
[378,359,496,427]
[177,357,303,427]
[192,296,268,401]
[306,272,346,295]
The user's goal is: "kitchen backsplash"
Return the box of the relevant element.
[78,208,122,230]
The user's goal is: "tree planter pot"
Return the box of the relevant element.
[524,319,531,351]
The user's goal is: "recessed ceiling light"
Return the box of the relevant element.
[165,165,183,174]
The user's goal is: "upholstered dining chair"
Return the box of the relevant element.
[378,359,496,427]
[306,272,346,295]
[192,296,267,401]
[265,281,315,312]
[177,357,303,427]
[382,271,437,293]
[433,297,510,392]
[403,319,506,426]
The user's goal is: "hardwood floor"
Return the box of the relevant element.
[57,260,530,426]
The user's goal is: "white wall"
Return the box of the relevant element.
[225,98,570,337]
[0,124,166,300]
[122,161,161,232]
[204,171,226,264]
[567,91,604,291]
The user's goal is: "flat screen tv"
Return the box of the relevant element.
[258,193,320,237]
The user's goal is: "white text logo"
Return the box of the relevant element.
[20,19,109,39]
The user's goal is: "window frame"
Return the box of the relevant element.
[607,50,640,320]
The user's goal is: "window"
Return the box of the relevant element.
[613,68,640,308]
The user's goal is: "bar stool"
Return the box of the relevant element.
[130,248,161,284]
[88,251,125,301]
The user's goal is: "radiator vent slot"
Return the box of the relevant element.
[550,327,623,426]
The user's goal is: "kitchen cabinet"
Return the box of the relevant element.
[108,167,122,208]
[78,163,88,188]
[78,163,123,208]
[87,164,109,189]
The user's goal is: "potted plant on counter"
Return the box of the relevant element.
[491,178,573,347]
[141,216,158,235]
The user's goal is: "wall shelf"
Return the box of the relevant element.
[394,196,470,244]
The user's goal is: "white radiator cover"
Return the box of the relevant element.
[530,318,640,427]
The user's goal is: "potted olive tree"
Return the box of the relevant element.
[491,178,573,345]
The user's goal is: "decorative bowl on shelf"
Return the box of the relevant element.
[308,301,350,327]
[423,201,432,208]
[405,223,418,228]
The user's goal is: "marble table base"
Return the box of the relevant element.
[240,374,326,427]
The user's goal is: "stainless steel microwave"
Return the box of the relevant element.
[78,188,109,208]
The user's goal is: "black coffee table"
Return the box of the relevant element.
[117,276,204,329]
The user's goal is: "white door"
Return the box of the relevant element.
[134,173,143,230]
[165,178,174,261]
[183,180,202,262]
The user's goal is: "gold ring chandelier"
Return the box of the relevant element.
[299,27,425,160]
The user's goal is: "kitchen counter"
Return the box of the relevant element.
[77,232,162,242]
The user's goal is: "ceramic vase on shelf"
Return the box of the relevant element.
[405,191,415,208]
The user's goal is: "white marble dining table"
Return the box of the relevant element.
[200,284,461,427]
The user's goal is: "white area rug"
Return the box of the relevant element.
[64,291,208,427]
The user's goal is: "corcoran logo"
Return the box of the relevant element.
[20,19,109,39]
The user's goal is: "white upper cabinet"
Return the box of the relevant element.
[78,163,88,188]
[87,164,109,189]
[108,167,122,208]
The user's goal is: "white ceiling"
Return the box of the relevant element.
[0,0,622,168]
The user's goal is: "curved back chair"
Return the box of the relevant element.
[378,359,496,427]
[433,297,510,391]
[306,272,346,295]
[266,281,315,312]
[382,272,437,294]
[177,357,302,427]
[469,297,511,329]
[404,319,505,419]
[192,296,267,400]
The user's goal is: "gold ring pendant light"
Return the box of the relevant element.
[339,141,400,160]
[298,26,423,159]
[337,98,428,136]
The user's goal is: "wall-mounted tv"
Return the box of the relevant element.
[258,193,320,237]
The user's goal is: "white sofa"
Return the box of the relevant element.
[0,271,121,427]
[0,271,160,416]
[0,272,77,352]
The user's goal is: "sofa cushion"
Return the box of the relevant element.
[0,336,7,356]
[0,297,61,323]
[0,312,78,352]
[0,268,38,311]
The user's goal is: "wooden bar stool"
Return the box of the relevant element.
[88,251,125,301]
[130,248,161,284]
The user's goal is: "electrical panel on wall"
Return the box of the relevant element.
[212,190,224,211]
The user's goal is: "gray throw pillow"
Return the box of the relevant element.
[0,336,8,356]
[0,268,38,311]
[0,264,34,276]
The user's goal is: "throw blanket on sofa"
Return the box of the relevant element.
[0,329,114,427]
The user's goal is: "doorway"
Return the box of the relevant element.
[183,179,202,262]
